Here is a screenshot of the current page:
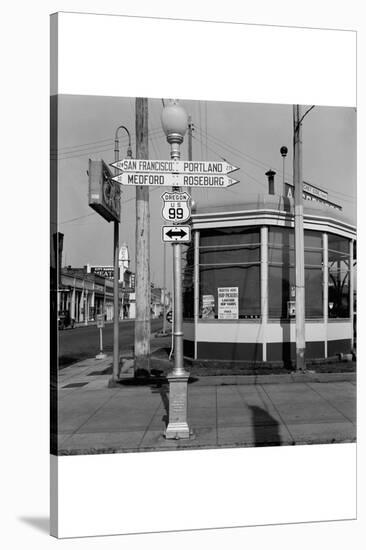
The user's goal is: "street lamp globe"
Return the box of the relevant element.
[161,99,188,144]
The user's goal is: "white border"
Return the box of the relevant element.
[53,11,357,539]
[57,444,355,538]
[4,1,366,548]
[57,12,356,106]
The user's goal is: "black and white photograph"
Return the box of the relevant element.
[51,94,356,456]
[44,9,361,541]
[3,1,365,545]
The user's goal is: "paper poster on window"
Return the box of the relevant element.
[218,287,239,319]
[202,294,215,319]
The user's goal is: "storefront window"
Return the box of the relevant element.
[183,243,194,319]
[198,228,261,319]
[328,234,350,318]
[268,227,295,319]
[268,228,323,319]
[304,230,323,318]
[186,226,351,322]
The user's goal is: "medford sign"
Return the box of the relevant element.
[88,159,121,222]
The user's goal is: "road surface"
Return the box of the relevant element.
[58,319,163,368]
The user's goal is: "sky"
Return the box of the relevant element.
[56,95,356,290]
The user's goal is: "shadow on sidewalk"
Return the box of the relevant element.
[151,384,169,428]
[248,405,282,446]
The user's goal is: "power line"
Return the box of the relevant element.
[195,125,355,205]
[52,128,165,158]
[60,187,162,225]
[51,126,165,155]
[192,131,267,187]
[195,125,271,172]
[52,130,166,161]
[53,136,114,152]
[191,134,266,190]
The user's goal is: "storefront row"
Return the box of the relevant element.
[58,269,135,323]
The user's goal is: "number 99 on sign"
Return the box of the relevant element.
[169,207,183,220]
[162,200,191,223]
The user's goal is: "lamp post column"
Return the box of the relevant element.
[110,126,132,385]
[162,100,191,439]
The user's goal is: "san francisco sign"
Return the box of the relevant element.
[111,159,239,175]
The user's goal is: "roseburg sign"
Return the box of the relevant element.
[113,172,238,188]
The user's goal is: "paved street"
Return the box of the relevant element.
[56,354,356,455]
[58,318,163,368]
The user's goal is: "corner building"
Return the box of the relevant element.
[183,193,355,365]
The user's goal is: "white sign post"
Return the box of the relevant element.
[96,314,107,359]
[218,287,239,320]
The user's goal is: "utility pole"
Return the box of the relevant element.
[280,145,288,194]
[293,105,306,372]
[134,98,151,375]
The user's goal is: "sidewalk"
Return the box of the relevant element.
[56,349,356,455]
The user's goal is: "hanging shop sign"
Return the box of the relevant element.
[88,159,121,222]
[218,287,239,320]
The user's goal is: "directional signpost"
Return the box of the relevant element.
[95,313,106,360]
[111,156,240,247]
[111,159,239,188]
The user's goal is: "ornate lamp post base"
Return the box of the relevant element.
[165,371,191,439]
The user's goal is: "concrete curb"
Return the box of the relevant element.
[58,436,357,456]
[60,352,356,386]
[191,372,356,386]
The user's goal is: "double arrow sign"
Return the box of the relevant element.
[162,226,191,243]
[111,159,240,188]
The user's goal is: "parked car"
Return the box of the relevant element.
[58,310,75,330]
